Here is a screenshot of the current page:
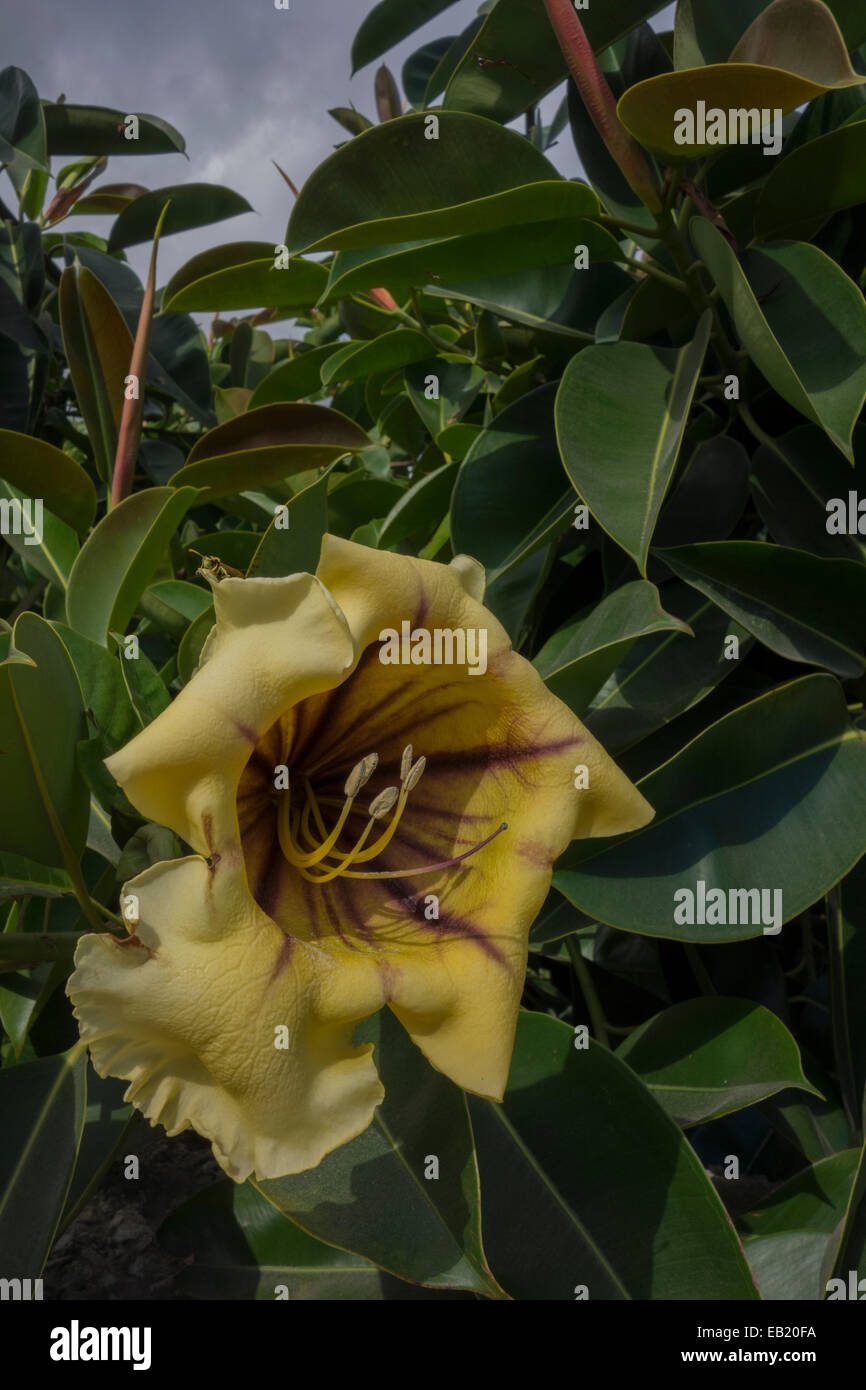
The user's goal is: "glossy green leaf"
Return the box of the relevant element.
[59,1067,134,1231]
[0,854,73,899]
[751,424,866,563]
[170,404,368,502]
[59,264,133,483]
[555,675,866,940]
[258,1009,502,1295]
[287,113,599,253]
[756,120,866,240]
[0,614,89,867]
[583,582,752,753]
[177,607,216,685]
[137,579,213,636]
[65,486,199,645]
[403,37,456,106]
[451,382,573,605]
[471,1010,758,1299]
[618,997,819,1126]
[692,222,866,460]
[324,217,621,300]
[740,1150,861,1298]
[377,461,458,552]
[43,102,184,156]
[534,580,692,714]
[107,184,252,252]
[351,0,461,72]
[555,313,712,574]
[162,243,328,314]
[321,331,432,387]
[115,641,171,729]
[0,67,46,176]
[659,540,866,678]
[0,1046,87,1277]
[0,481,78,589]
[160,1180,461,1300]
[674,0,866,67]
[620,1,863,158]
[650,434,750,553]
[246,467,331,578]
[51,622,139,750]
[442,0,668,125]
[0,429,96,533]
[404,358,484,434]
[248,345,347,408]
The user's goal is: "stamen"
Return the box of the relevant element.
[340,822,509,879]
[275,752,377,868]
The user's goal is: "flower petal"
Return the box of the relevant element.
[67,857,386,1181]
[105,573,354,856]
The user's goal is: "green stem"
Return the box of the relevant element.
[566,936,611,1048]
[826,885,861,1146]
[596,211,657,237]
[738,403,790,464]
[619,254,688,294]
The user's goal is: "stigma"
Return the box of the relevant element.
[275,744,507,884]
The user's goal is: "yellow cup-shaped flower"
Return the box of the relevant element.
[68,537,653,1181]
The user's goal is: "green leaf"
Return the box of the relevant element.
[555,313,712,574]
[50,622,139,750]
[170,404,368,502]
[0,429,96,532]
[450,381,573,627]
[107,184,252,253]
[0,1045,87,1277]
[471,1010,758,1299]
[0,68,47,173]
[320,331,433,387]
[584,581,752,752]
[441,0,669,125]
[0,614,89,867]
[177,607,216,685]
[257,1009,503,1297]
[0,481,78,589]
[836,857,866,1126]
[692,222,866,460]
[324,217,621,300]
[246,467,330,579]
[137,579,213,637]
[751,423,866,562]
[248,345,347,408]
[555,675,866,940]
[403,37,456,106]
[404,358,484,434]
[534,580,693,714]
[0,854,73,899]
[160,1180,458,1300]
[675,0,866,66]
[59,1067,134,1231]
[377,462,458,552]
[162,243,328,314]
[620,1,864,158]
[43,102,185,156]
[740,1149,861,1299]
[287,112,598,253]
[659,540,866,678]
[115,641,170,729]
[65,486,199,645]
[756,120,866,240]
[59,264,134,483]
[618,997,819,1126]
[352,0,461,72]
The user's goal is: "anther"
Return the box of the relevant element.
[369,786,399,820]
[344,752,378,798]
[400,745,413,782]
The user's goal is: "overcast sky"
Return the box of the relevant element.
[6,0,673,290]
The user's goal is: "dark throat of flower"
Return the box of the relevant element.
[275,743,507,884]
